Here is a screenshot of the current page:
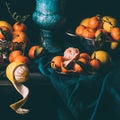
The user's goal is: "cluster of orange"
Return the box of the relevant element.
[51,51,101,74]
[0,21,29,47]
[8,45,42,64]
[75,15,120,42]
[0,20,44,66]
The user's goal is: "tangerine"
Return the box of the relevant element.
[51,56,63,70]
[9,50,23,63]
[75,25,86,37]
[13,55,29,64]
[28,45,39,59]
[89,59,101,71]
[82,27,95,39]
[13,22,27,32]
[88,16,102,30]
[73,63,83,73]
[110,27,120,41]
[79,52,90,60]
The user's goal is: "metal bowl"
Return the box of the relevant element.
[65,30,112,54]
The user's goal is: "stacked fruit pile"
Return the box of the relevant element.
[0,20,43,67]
[50,15,120,74]
[50,47,111,74]
[0,20,44,114]
[75,15,120,50]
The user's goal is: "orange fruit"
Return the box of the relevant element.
[12,31,29,50]
[91,50,111,65]
[6,62,29,83]
[51,56,63,70]
[28,45,43,59]
[110,41,119,50]
[110,27,120,41]
[95,29,108,38]
[88,16,102,30]
[28,45,39,59]
[6,61,30,114]
[75,25,86,37]
[80,18,90,27]
[78,57,88,64]
[79,52,90,60]
[73,62,83,73]
[13,22,27,32]
[13,55,29,64]
[9,50,23,62]
[73,57,88,73]
[82,27,95,39]
[89,59,101,71]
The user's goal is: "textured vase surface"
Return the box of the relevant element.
[32,0,66,53]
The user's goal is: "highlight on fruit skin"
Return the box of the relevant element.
[91,50,111,65]
[0,20,13,32]
[28,45,44,59]
[102,16,118,32]
[50,56,63,70]
[6,62,29,83]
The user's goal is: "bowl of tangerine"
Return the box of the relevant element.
[66,15,120,54]
[49,47,111,75]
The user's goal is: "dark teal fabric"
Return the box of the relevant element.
[35,53,120,120]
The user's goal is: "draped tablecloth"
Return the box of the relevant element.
[35,51,120,120]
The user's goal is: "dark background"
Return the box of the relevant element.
[1,0,120,43]
[0,0,120,120]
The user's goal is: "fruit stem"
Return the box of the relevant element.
[6,1,30,22]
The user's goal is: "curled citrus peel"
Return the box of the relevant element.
[6,62,30,114]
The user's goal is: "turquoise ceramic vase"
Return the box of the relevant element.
[32,0,66,53]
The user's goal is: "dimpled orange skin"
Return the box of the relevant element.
[111,27,120,41]
[51,56,63,69]
[28,45,39,59]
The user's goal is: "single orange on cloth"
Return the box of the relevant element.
[9,50,23,63]
[28,45,43,59]
[6,62,30,114]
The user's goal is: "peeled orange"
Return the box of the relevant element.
[6,62,29,83]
